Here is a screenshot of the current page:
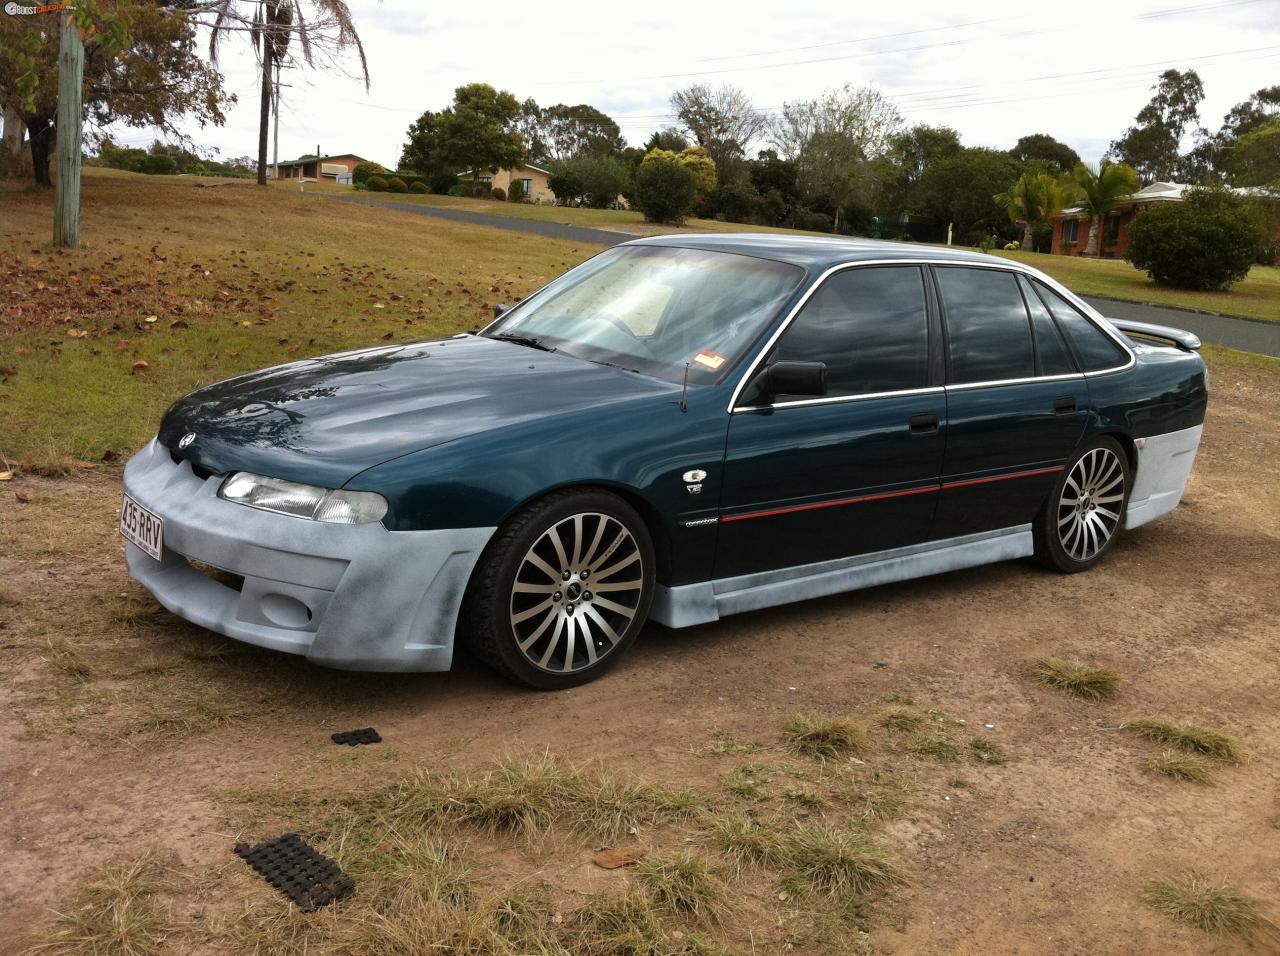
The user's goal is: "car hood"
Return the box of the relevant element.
[159,335,681,488]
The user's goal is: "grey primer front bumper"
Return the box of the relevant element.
[123,439,494,672]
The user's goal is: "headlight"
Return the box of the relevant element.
[218,472,388,524]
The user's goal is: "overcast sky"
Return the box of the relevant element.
[106,0,1280,168]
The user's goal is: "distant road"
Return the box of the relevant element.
[323,194,1280,358]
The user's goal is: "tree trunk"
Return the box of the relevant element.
[1021,222,1034,250]
[2,106,24,156]
[256,46,272,186]
[27,115,55,187]
[1084,213,1101,257]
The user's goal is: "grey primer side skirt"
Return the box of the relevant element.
[649,525,1033,628]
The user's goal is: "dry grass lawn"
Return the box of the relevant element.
[2,169,1280,955]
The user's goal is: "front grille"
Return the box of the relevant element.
[168,449,217,482]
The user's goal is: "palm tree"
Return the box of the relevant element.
[1068,161,1140,256]
[994,171,1070,251]
[205,1,369,186]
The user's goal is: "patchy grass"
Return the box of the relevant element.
[43,639,98,680]
[704,811,787,872]
[636,853,728,922]
[1125,719,1243,763]
[1030,656,1121,700]
[840,781,908,824]
[1145,750,1216,784]
[377,755,701,843]
[879,707,924,732]
[1141,872,1259,936]
[969,737,1008,766]
[786,825,907,898]
[723,763,772,802]
[907,733,962,763]
[26,858,165,956]
[782,714,871,759]
[694,737,762,757]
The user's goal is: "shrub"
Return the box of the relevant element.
[792,210,833,233]
[351,160,386,186]
[446,183,468,197]
[134,154,177,176]
[507,179,527,203]
[409,181,428,194]
[490,186,506,202]
[548,156,631,208]
[632,152,698,223]
[385,176,408,193]
[713,182,761,223]
[366,174,389,192]
[1126,188,1262,291]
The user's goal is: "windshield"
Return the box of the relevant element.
[483,245,805,383]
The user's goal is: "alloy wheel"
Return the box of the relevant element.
[509,512,644,674]
[1057,447,1125,562]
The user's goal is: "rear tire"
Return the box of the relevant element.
[1034,436,1131,573]
[458,489,655,690]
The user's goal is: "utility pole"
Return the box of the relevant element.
[53,11,84,248]
[271,60,281,181]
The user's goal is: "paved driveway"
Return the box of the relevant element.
[325,194,1280,357]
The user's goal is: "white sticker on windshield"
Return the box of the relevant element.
[693,350,727,370]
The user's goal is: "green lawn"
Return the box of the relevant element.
[0,169,603,465]
[993,249,1280,323]
[287,182,1280,323]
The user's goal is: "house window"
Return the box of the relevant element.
[519,177,533,197]
[478,175,493,186]
[1105,216,1122,244]
[1061,219,1079,245]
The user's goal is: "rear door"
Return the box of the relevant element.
[931,266,1089,539]
[714,264,946,579]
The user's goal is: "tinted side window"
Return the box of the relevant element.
[771,266,929,398]
[1017,275,1077,376]
[936,267,1034,384]
[1033,281,1129,372]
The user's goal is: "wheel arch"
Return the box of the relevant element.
[489,480,674,586]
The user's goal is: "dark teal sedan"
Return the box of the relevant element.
[121,236,1207,689]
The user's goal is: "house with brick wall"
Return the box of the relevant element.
[275,153,371,184]
[1051,181,1191,257]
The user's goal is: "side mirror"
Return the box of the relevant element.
[492,303,511,319]
[761,360,827,398]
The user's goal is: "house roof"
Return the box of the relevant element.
[458,163,552,177]
[1057,181,1266,217]
[277,153,369,167]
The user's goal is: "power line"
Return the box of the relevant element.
[531,0,1271,85]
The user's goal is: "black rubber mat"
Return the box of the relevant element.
[233,833,354,910]
[331,727,381,746]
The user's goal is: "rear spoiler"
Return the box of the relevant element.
[1105,317,1201,352]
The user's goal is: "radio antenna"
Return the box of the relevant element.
[679,363,690,413]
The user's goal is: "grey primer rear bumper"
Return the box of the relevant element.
[123,439,494,672]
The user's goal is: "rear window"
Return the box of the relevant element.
[1032,281,1129,372]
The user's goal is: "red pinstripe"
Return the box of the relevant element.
[720,465,1063,523]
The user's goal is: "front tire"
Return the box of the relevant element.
[1034,436,1131,573]
[459,489,655,690]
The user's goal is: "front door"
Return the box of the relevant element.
[715,265,946,580]
[930,266,1090,537]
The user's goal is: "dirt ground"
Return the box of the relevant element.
[2,348,1279,954]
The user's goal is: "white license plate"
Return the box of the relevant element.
[120,493,164,560]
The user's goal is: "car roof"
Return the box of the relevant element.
[624,233,1012,271]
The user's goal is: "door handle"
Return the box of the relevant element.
[909,412,940,435]
[1053,396,1077,414]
